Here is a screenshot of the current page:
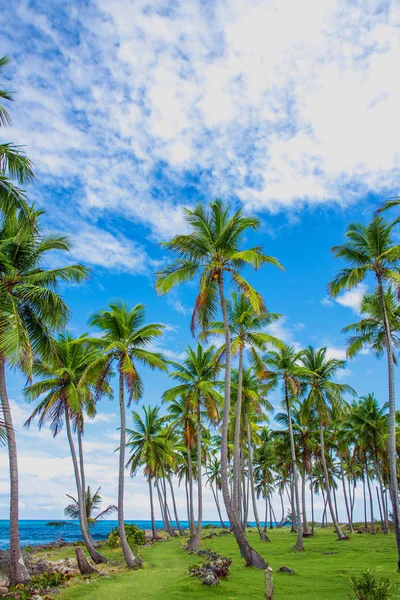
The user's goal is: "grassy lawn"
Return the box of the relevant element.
[38,527,400,599]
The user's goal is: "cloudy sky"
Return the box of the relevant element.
[0,0,399,522]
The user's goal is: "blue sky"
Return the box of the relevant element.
[0,0,399,522]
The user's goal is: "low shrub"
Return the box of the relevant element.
[106,523,145,550]
[349,570,391,600]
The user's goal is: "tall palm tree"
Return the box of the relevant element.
[236,368,272,542]
[88,302,167,568]
[0,209,87,585]
[166,396,197,535]
[126,405,171,541]
[205,454,226,528]
[258,345,306,550]
[330,216,400,564]
[208,292,281,517]
[156,200,283,567]
[348,394,389,533]
[65,486,117,525]
[163,343,222,550]
[25,333,109,563]
[301,347,354,540]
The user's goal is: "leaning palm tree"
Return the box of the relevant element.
[163,343,222,550]
[257,345,306,550]
[207,292,281,518]
[156,200,283,568]
[88,303,168,569]
[330,216,400,565]
[0,208,87,585]
[126,405,171,541]
[25,333,109,563]
[65,486,117,525]
[300,347,355,540]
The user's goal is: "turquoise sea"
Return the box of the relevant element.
[0,520,269,550]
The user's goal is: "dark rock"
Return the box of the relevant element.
[278,566,296,575]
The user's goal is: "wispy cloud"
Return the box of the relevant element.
[3,0,400,250]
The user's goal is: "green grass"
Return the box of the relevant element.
[42,527,400,599]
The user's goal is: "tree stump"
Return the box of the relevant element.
[265,566,274,600]
[75,548,98,575]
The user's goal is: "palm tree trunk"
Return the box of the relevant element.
[285,384,303,550]
[365,462,376,534]
[377,275,400,567]
[321,488,327,528]
[77,428,97,547]
[0,357,30,585]
[332,483,339,524]
[233,345,244,517]
[149,477,160,540]
[156,478,169,532]
[188,404,202,550]
[162,475,177,536]
[64,407,107,563]
[290,475,296,532]
[186,445,196,536]
[339,455,353,533]
[362,468,368,529]
[246,418,269,542]
[168,477,185,536]
[118,369,141,568]
[279,488,285,527]
[185,476,191,527]
[376,487,385,532]
[301,469,310,535]
[375,462,389,534]
[218,277,267,568]
[211,483,225,528]
[319,422,347,540]
[310,480,315,534]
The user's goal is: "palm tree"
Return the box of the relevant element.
[0,208,87,585]
[330,216,400,564]
[156,200,283,567]
[163,343,222,550]
[301,347,354,540]
[88,302,167,568]
[208,292,281,518]
[126,405,171,540]
[258,345,306,550]
[65,486,117,525]
[166,396,197,535]
[25,333,109,563]
[236,368,272,542]
[205,454,226,528]
[348,394,389,533]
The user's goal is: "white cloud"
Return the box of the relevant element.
[3,0,400,245]
[325,346,347,360]
[335,283,368,315]
[321,297,334,307]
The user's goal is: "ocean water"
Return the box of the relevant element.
[0,520,271,550]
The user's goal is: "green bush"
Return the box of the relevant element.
[106,523,145,550]
[349,570,391,599]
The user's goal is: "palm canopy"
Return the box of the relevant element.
[88,302,168,404]
[300,347,355,425]
[126,405,171,477]
[163,343,223,426]
[207,291,283,359]
[342,287,400,360]
[155,200,284,333]
[256,345,306,399]
[231,367,272,423]
[329,215,400,297]
[64,486,117,524]
[347,393,388,460]
[0,208,88,373]
[0,56,34,213]
[24,332,112,436]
